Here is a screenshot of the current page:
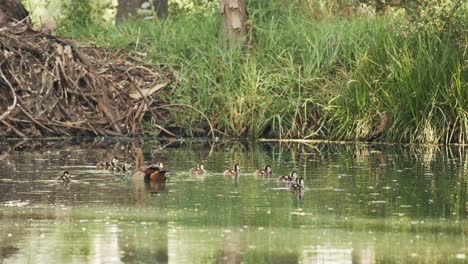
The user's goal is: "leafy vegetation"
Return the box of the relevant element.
[25,0,467,143]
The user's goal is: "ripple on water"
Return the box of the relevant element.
[3,200,31,207]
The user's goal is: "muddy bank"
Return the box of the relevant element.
[0,21,176,138]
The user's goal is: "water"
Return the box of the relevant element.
[0,138,466,263]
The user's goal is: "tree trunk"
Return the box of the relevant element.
[0,0,29,26]
[116,0,142,23]
[116,0,168,23]
[220,0,247,46]
[153,0,168,18]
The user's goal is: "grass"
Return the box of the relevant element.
[59,10,467,144]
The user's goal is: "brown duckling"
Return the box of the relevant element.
[277,171,297,183]
[254,164,272,177]
[132,148,168,182]
[115,161,132,174]
[56,171,71,183]
[190,163,206,175]
[224,163,240,176]
[289,177,305,191]
[96,161,111,170]
[96,157,119,172]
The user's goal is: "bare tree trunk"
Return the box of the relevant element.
[116,0,168,23]
[153,0,168,18]
[220,0,247,46]
[116,0,142,23]
[0,0,29,26]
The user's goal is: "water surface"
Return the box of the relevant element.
[0,139,466,263]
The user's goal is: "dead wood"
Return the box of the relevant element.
[0,22,173,138]
[0,0,29,26]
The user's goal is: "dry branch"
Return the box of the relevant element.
[0,22,174,137]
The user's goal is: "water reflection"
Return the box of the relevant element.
[0,138,466,263]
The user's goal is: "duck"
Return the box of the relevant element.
[142,164,167,182]
[224,163,240,176]
[132,147,168,182]
[56,171,71,183]
[115,161,133,174]
[96,161,111,170]
[96,157,119,172]
[289,177,305,191]
[155,162,164,169]
[254,164,272,177]
[277,171,297,183]
[190,163,206,175]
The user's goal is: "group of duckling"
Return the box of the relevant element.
[222,163,306,192]
[56,147,306,193]
[95,157,133,174]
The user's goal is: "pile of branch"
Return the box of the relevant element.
[0,22,173,137]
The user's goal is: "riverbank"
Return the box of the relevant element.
[60,6,465,144]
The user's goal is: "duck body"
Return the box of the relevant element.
[132,148,168,183]
[255,165,272,177]
[277,171,297,183]
[143,164,168,182]
[289,177,305,191]
[190,163,206,175]
[224,163,240,176]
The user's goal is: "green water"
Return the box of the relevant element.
[0,139,466,263]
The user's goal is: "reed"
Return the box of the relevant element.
[65,9,466,144]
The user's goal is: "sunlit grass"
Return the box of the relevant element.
[59,11,466,144]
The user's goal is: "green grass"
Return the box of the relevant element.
[59,11,467,144]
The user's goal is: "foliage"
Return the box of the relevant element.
[23,0,467,143]
[169,0,217,16]
[403,0,465,33]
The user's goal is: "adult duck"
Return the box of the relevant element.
[254,164,272,177]
[132,148,167,182]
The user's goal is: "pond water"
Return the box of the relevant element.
[0,138,466,263]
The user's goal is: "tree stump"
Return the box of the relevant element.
[220,0,247,46]
[0,0,29,26]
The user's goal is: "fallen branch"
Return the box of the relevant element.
[0,65,17,122]
[0,22,176,137]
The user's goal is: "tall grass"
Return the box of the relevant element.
[66,10,466,144]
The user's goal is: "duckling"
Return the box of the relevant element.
[224,163,240,176]
[289,177,305,191]
[109,157,121,173]
[96,161,111,170]
[96,157,119,172]
[121,161,133,173]
[254,164,272,177]
[277,171,297,183]
[132,148,168,182]
[115,161,132,174]
[190,163,206,175]
[56,171,71,183]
